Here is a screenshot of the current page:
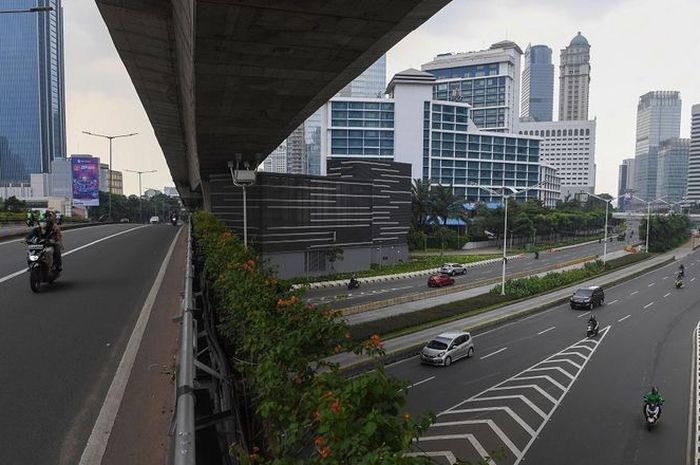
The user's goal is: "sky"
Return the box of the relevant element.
[63,0,700,196]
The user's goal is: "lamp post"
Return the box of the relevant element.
[582,192,622,264]
[228,158,256,249]
[124,169,156,223]
[83,131,138,221]
[471,181,545,295]
[629,195,668,253]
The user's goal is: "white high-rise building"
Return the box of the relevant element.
[686,104,700,202]
[633,91,682,201]
[422,41,523,132]
[518,120,596,197]
[558,32,591,121]
[262,141,288,173]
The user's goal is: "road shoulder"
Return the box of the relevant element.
[100,228,187,465]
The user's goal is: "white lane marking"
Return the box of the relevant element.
[446,406,537,436]
[466,394,547,419]
[528,366,575,381]
[648,282,655,287]
[630,290,639,296]
[78,227,182,465]
[692,277,697,282]
[662,276,669,280]
[577,311,591,318]
[424,420,522,459]
[408,376,436,389]
[491,384,558,404]
[690,322,699,465]
[537,326,556,335]
[515,375,567,392]
[405,451,459,464]
[480,347,508,360]
[664,292,671,298]
[0,226,146,285]
[618,314,631,322]
[385,356,418,368]
[608,299,619,305]
[643,302,655,309]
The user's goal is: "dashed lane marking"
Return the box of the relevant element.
[577,311,591,318]
[481,347,508,360]
[631,290,639,296]
[608,299,619,305]
[618,315,631,322]
[692,277,697,283]
[643,302,654,309]
[648,283,655,287]
[409,376,436,389]
[663,276,669,280]
[664,292,671,298]
[411,327,611,465]
[537,326,556,335]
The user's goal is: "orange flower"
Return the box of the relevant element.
[314,410,321,420]
[403,413,411,423]
[333,344,342,354]
[320,446,331,458]
[331,399,341,413]
[314,436,325,447]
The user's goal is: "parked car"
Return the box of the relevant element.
[428,274,455,288]
[440,263,466,276]
[570,285,605,310]
[420,331,474,367]
[149,216,160,224]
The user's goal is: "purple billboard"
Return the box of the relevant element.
[71,157,100,207]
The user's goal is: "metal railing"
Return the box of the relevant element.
[172,221,244,465]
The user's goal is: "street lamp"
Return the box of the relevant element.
[228,157,257,249]
[83,131,138,221]
[124,169,157,223]
[629,195,669,253]
[470,181,545,295]
[581,192,624,264]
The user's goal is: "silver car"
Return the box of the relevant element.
[420,331,474,367]
[440,263,466,276]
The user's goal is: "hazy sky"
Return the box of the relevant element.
[64,0,699,196]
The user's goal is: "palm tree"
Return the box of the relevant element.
[431,184,465,225]
[411,178,433,230]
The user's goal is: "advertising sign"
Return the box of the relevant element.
[71,157,100,207]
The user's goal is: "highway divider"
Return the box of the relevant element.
[331,251,677,374]
[339,255,597,316]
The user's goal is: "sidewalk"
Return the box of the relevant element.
[329,248,679,370]
[100,229,186,465]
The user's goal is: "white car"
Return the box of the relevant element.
[440,263,466,276]
[420,331,474,367]
[149,216,160,224]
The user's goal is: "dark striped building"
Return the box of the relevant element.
[209,159,411,278]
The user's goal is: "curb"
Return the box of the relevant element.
[338,253,675,374]
[292,254,524,290]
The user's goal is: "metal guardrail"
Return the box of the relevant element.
[172,221,243,465]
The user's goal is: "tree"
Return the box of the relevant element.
[325,246,344,273]
[3,196,25,212]
[410,178,432,230]
[431,184,465,225]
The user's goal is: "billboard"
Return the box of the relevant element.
[71,157,100,207]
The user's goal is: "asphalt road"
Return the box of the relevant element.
[306,239,631,309]
[0,223,179,465]
[392,248,698,465]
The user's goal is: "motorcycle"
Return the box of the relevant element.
[586,320,599,337]
[26,238,60,293]
[347,279,360,290]
[171,216,178,226]
[643,400,662,431]
[675,278,684,289]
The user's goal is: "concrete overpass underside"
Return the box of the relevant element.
[95,0,451,206]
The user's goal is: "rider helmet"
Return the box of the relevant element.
[651,386,659,395]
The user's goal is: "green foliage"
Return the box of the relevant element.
[192,211,433,464]
[87,191,181,222]
[639,214,690,252]
[0,195,26,213]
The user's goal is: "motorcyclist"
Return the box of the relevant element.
[349,274,358,287]
[25,211,63,272]
[675,273,684,288]
[644,386,664,406]
[679,264,685,277]
[587,315,599,331]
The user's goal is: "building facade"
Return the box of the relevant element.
[322,69,559,206]
[687,104,700,202]
[336,55,387,98]
[208,159,411,279]
[520,44,554,122]
[517,120,596,197]
[633,91,682,200]
[656,138,689,203]
[0,0,66,182]
[262,141,287,173]
[422,41,523,132]
[99,163,123,195]
[558,32,591,121]
[618,158,635,198]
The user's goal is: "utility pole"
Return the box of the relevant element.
[124,169,156,223]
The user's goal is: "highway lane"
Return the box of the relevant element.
[0,223,148,279]
[391,250,698,464]
[0,224,179,465]
[306,239,631,309]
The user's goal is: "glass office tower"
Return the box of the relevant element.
[0,0,66,183]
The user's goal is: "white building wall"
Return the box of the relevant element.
[687,104,700,202]
[392,82,433,180]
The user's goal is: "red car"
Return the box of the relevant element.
[428,274,455,288]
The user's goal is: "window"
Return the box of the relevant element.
[306,251,326,273]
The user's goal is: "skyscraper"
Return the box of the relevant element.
[656,138,689,203]
[633,91,682,200]
[618,158,635,197]
[0,0,66,182]
[422,40,523,132]
[686,104,700,202]
[558,32,591,121]
[520,44,554,122]
[336,55,387,98]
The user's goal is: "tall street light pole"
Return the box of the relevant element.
[630,195,667,253]
[583,192,623,264]
[83,131,138,220]
[124,169,157,223]
[471,181,545,295]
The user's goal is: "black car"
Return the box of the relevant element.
[570,285,605,310]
